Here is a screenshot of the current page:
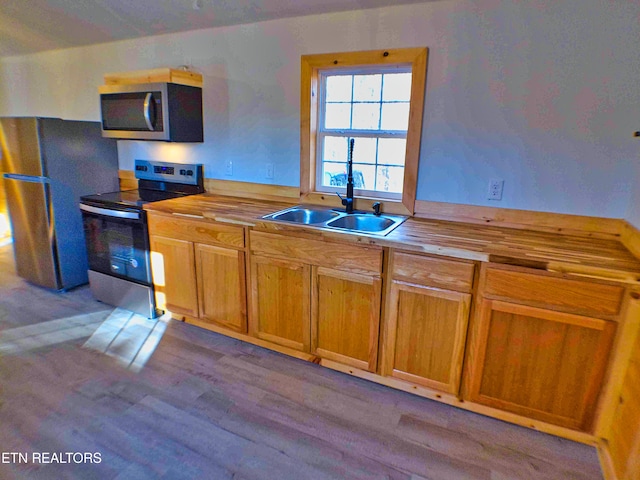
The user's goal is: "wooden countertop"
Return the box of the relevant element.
[144,193,640,283]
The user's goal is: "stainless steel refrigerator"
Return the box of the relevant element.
[0,117,119,290]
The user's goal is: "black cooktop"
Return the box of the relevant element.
[81,188,190,210]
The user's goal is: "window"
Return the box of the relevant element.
[301,48,428,214]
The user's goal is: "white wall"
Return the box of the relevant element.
[1,0,639,222]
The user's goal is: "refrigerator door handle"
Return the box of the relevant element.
[79,203,141,220]
[3,173,50,183]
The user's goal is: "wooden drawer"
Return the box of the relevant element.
[391,251,475,293]
[249,231,382,275]
[148,212,244,249]
[481,265,625,318]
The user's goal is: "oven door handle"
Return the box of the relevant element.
[80,203,141,220]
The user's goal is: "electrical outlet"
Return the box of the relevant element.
[266,163,274,179]
[488,179,504,201]
[225,160,232,176]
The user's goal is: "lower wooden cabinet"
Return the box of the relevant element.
[466,298,617,431]
[195,243,247,333]
[382,280,471,394]
[148,213,247,332]
[151,234,248,331]
[381,250,475,395]
[312,266,382,372]
[250,255,311,352]
[248,231,383,369]
[150,235,199,318]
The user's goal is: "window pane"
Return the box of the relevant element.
[325,103,351,129]
[326,75,352,102]
[382,73,412,101]
[322,161,346,187]
[353,74,382,102]
[323,136,348,161]
[376,165,404,193]
[378,138,406,166]
[352,103,380,130]
[381,102,410,130]
[352,137,377,164]
[354,164,375,190]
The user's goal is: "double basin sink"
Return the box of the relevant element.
[262,205,407,236]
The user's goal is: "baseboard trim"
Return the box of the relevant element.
[598,440,619,480]
[178,316,319,363]
[204,179,298,202]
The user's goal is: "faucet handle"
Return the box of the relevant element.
[372,202,382,216]
[336,191,354,213]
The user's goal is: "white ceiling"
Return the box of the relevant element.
[0,0,431,58]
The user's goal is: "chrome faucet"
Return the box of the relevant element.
[336,138,355,214]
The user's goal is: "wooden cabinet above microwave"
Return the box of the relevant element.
[98,82,203,142]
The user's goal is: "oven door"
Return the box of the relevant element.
[80,203,151,285]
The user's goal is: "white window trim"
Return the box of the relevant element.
[315,66,411,200]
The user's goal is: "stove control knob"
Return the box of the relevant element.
[186,169,193,176]
[179,169,186,175]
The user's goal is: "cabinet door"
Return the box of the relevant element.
[150,235,198,318]
[382,281,471,394]
[250,255,311,352]
[467,299,616,431]
[311,267,382,372]
[195,243,247,333]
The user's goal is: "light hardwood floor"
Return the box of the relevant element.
[0,243,604,479]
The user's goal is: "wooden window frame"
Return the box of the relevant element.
[300,48,428,215]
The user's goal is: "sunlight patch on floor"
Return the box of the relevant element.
[0,310,110,354]
[0,306,170,372]
[82,308,171,372]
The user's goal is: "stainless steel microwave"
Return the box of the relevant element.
[98,82,203,142]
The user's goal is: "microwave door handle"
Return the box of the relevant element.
[143,92,155,131]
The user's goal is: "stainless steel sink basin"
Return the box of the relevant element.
[326,213,407,235]
[262,205,406,236]
[264,206,340,225]
[326,214,395,233]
